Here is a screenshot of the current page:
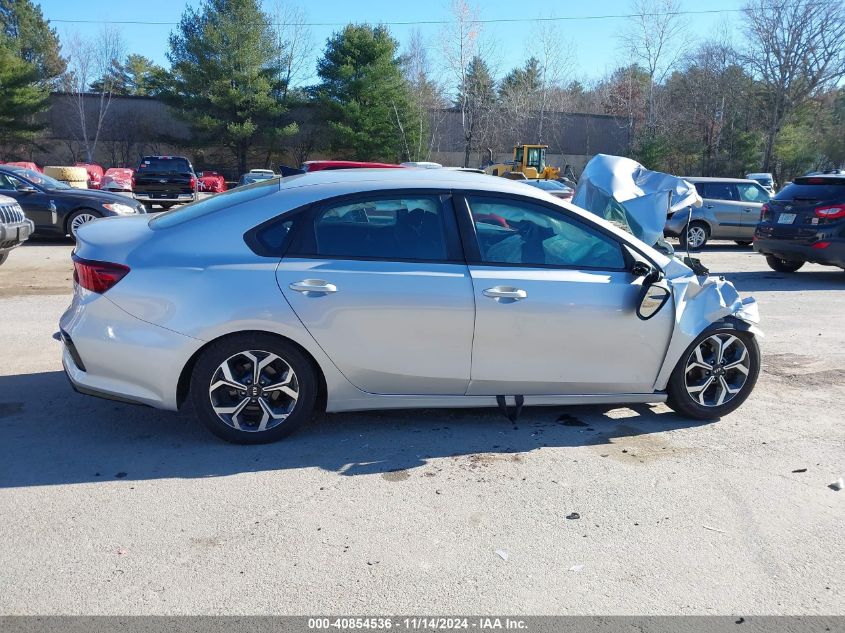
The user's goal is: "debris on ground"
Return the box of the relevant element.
[569,564,585,572]
[828,477,844,491]
[495,549,508,561]
[791,468,807,473]
[702,525,727,534]
[566,512,581,520]
[557,414,587,427]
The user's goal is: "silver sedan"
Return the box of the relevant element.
[60,169,762,443]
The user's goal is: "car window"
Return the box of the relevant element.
[697,182,737,201]
[0,173,15,190]
[736,183,769,203]
[138,157,192,173]
[310,196,448,261]
[775,181,845,202]
[466,196,625,270]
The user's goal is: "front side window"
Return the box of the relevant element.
[311,196,448,261]
[467,196,625,269]
[736,183,769,203]
[698,182,737,201]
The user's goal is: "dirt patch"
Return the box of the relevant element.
[589,424,690,463]
[459,452,524,470]
[382,469,411,482]
[763,353,842,388]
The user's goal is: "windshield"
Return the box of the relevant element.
[774,180,845,202]
[526,147,546,171]
[138,157,192,173]
[11,168,70,189]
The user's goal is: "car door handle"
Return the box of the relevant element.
[705,204,715,209]
[743,208,754,212]
[483,286,527,301]
[289,279,338,294]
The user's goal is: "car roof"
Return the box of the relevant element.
[276,166,562,196]
[682,176,760,184]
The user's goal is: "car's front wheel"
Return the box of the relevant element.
[66,209,101,240]
[765,255,804,273]
[666,326,760,420]
[679,221,710,251]
[189,333,318,444]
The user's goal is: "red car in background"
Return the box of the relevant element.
[197,171,227,193]
[75,163,104,189]
[101,168,134,193]
[2,161,42,173]
[302,160,404,172]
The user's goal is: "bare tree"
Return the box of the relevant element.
[619,0,686,133]
[404,29,448,162]
[61,26,125,163]
[531,24,576,144]
[742,0,845,171]
[271,2,314,101]
[439,0,486,167]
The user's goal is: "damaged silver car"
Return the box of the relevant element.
[61,168,761,444]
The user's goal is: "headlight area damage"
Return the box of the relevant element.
[654,270,761,391]
[572,153,762,392]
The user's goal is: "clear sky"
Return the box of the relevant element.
[37,0,749,86]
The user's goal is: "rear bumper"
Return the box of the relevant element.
[753,237,845,268]
[60,290,203,410]
[0,219,34,251]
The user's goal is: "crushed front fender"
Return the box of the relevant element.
[653,273,762,391]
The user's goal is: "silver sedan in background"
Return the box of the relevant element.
[61,169,761,443]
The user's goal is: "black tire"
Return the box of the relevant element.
[666,324,760,420]
[765,255,804,273]
[679,221,710,251]
[65,209,101,240]
[189,333,318,444]
[734,241,752,247]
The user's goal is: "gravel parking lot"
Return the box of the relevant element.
[0,240,842,615]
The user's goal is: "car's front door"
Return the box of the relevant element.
[276,192,475,395]
[0,173,56,230]
[457,194,674,396]
[698,181,746,238]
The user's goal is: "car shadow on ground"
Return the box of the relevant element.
[0,371,713,489]
[716,269,845,292]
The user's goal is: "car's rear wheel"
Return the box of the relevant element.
[765,255,804,273]
[679,221,709,250]
[66,209,101,239]
[189,333,317,444]
[666,326,760,420]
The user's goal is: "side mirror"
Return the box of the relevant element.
[636,280,671,320]
[17,185,36,194]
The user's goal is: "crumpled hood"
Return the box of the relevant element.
[573,154,702,247]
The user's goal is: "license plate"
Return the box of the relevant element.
[777,213,796,224]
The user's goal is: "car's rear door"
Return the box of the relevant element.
[275,191,475,395]
[734,182,769,238]
[699,181,745,237]
[456,193,674,396]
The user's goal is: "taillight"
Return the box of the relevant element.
[815,205,845,220]
[812,241,831,249]
[760,203,771,222]
[72,256,130,293]
[189,175,196,190]
[131,176,136,189]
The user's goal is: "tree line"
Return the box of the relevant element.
[1,0,843,183]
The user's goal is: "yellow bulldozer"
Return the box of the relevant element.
[483,144,561,180]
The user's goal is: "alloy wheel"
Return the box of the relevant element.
[686,225,707,249]
[684,333,750,407]
[208,350,299,432]
[70,212,98,236]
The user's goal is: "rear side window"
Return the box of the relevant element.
[775,181,845,202]
[736,182,769,203]
[467,196,625,270]
[302,196,449,261]
[138,157,192,173]
[696,182,737,201]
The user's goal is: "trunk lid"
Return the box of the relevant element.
[72,214,154,264]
